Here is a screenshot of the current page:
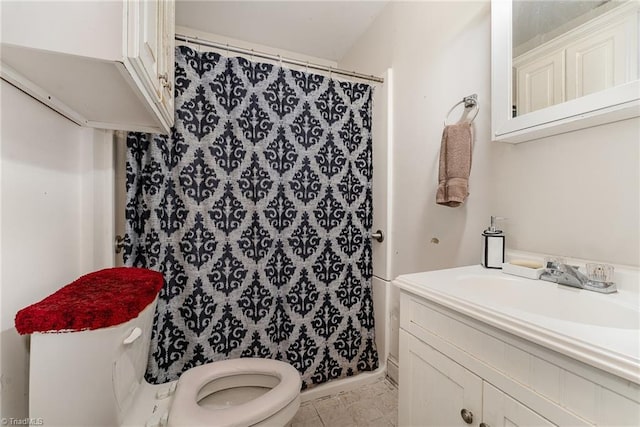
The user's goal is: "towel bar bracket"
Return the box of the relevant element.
[463,94,478,109]
[444,94,479,126]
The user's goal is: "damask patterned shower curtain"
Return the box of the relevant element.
[125,46,378,388]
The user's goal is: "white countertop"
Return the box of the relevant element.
[394,265,640,384]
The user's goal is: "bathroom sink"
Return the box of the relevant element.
[454,274,639,329]
[394,264,640,384]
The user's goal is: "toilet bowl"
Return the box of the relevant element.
[20,268,302,427]
[167,358,301,427]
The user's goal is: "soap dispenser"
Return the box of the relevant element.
[482,216,505,269]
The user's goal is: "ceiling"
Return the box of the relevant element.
[513,0,610,47]
[175,1,389,62]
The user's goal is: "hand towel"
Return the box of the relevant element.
[436,122,472,207]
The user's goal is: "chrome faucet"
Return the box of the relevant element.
[540,261,617,294]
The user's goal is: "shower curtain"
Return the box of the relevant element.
[125,46,378,388]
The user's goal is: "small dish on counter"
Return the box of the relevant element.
[502,259,544,279]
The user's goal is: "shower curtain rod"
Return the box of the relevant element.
[175,34,385,84]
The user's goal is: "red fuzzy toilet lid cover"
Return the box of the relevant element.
[15,267,164,334]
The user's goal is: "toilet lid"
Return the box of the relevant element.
[168,358,301,427]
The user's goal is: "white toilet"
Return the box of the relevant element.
[27,291,302,427]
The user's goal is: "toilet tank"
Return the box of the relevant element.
[29,297,158,426]
[15,267,164,427]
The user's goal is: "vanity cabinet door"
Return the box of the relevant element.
[482,382,556,427]
[399,330,483,426]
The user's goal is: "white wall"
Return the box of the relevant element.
[342,0,639,273]
[493,118,640,267]
[339,0,496,370]
[0,81,113,419]
[338,0,640,367]
[340,1,496,278]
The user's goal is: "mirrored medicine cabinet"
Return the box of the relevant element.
[491,0,640,143]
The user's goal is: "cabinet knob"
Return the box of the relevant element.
[159,73,172,92]
[460,408,473,424]
[115,234,125,254]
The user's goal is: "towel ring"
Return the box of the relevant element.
[444,94,479,126]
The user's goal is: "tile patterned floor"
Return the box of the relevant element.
[291,377,398,427]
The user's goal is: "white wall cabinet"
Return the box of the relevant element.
[513,2,638,116]
[1,0,175,134]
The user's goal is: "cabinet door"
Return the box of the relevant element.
[565,19,635,101]
[126,0,162,99]
[515,50,565,115]
[482,382,556,427]
[158,0,175,119]
[124,0,174,132]
[399,330,483,426]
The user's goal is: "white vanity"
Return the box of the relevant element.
[395,265,640,426]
